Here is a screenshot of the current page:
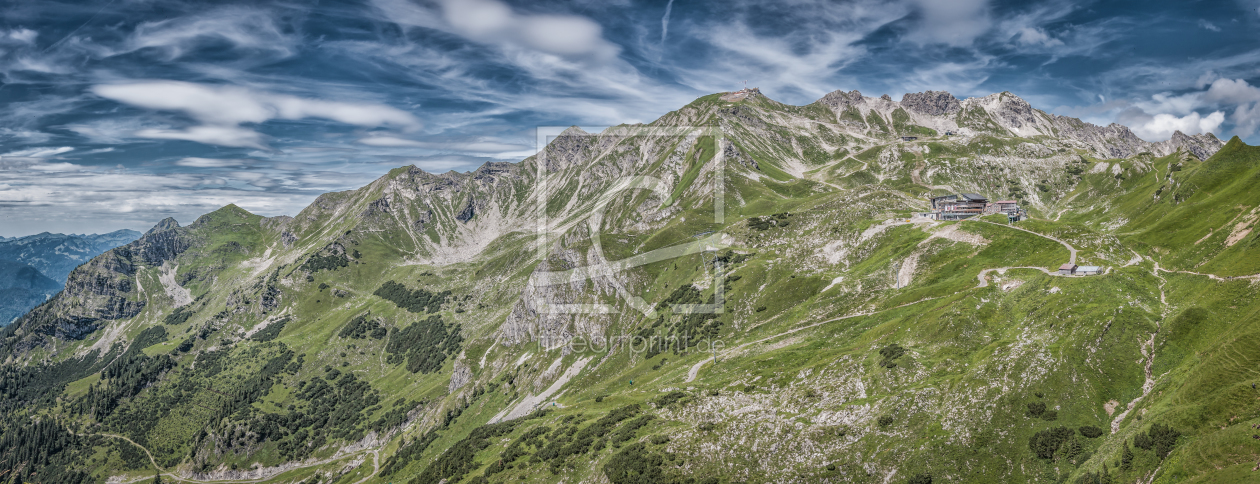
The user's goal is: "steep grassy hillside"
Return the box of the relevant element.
[0,89,1252,484]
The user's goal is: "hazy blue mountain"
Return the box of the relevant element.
[0,260,60,325]
[0,229,142,283]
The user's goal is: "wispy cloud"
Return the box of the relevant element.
[904,0,991,47]
[660,0,675,44]
[90,80,421,149]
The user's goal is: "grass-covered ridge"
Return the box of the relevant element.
[0,92,1251,484]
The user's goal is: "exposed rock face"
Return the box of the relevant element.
[147,217,180,234]
[449,359,472,393]
[543,127,596,172]
[132,219,193,266]
[455,196,476,223]
[901,91,961,116]
[10,246,144,349]
[811,88,1226,160]
[413,210,433,232]
[2,218,196,350]
[1159,131,1222,160]
[819,89,864,110]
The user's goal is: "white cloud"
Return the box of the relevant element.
[1198,19,1221,32]
[1232,101,1260,137]
[90,80,421,149]
[2,146,74,158]
[25,162,82,172]
[1198,79,1260,137]
[374,0,620,60]
[5,28,37,44]
[358,135,528,153]
[1202,78,1260,104]
[134,125,269,150]
[1015,27,1063,47]
[906,0,991,46]
[678,0,906,102]
[1120,108,1225,141]
[439,0,620,59]
[126,7,297,61]
[661,0,675,43]
[174,157,249,168]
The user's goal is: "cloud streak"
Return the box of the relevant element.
[91,81,421,149]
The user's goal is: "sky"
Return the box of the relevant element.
[1,0,1259,236]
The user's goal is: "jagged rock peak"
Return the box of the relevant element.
[1162,130,1225,160]
[145,218,180,236]
[818,89,864,109]
[559,126,589,137]
[901,91,962,116]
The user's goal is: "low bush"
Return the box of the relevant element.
[1078,425,1104,438]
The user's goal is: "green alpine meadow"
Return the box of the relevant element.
[4,87,1260,484]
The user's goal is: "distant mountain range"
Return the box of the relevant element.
[0,229,141,325]
[0,260,61,326]
[0,229,141,283]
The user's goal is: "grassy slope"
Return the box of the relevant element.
[8,98,1259,484]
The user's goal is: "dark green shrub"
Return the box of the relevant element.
[879,344,905,368]
[163,306,196,325]
[1026,402,1046,417]
[374,280,450,313]
[654,391,687,408]
[1029,426,1074,459]
[1139,423,1180,458]
[384,315,463,374]
[1079,425,1104,438]
[877,415,894,427]
[908,473,932,484]
[339,314,386,339]
[301,249,348,273]
[250,317,289,342]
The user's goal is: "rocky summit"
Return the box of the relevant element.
[2,88,1258,484]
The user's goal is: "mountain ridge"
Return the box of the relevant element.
[0,88,1256,484]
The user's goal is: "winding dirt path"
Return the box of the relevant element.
[975,266,1061,288]
[972,220,1077,265]
[86,431,374,484]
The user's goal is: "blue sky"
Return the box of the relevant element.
[1,0,1259,236]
